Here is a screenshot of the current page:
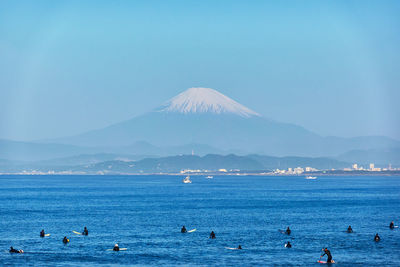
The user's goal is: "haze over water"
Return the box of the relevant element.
[1,175,399,266]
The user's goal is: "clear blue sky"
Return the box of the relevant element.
[0,0,399,141]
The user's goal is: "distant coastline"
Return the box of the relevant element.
[1,153,399,176]
[1,170,400,177]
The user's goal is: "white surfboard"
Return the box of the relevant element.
[225,247,241,250]
[188,229,196,233]
[44,234,50,237]
[106,248,127,251]
[72,231,82,235]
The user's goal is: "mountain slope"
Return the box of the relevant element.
[65,154,350,174]
[52,112,323,155]
[0,139,98,161]
[337,147,400,166]
[0,138,228,162]
[46,87,400,157]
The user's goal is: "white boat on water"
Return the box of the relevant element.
[183,176,192,183]
[206,175,213,179]
[305,176,317,180]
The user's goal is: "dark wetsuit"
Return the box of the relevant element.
[374,234,380,242]
[63,237,69,244]
[210,231,216,239]
[40,230,45,237]
[238,245,242,249]
[286,242,292,248]
[347,226,353,233]
[286,228,291,235]
[181,226,187,233]
[83,228,88,236]
[322,249,332,263]
[390,222,394,229]
[113,246,120,251]
[9,247,20,253]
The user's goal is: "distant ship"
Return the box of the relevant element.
[305,176,317,180]
[183,176,192,183]
[206,175,213,179]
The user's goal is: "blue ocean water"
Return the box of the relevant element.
[0,175,399,266]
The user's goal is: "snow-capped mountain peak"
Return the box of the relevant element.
[157,87,260,117]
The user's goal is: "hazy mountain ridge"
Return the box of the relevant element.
[337,147,400,165]
[0,138,228,161]
[0,153,355,174]
[2,88,399,162]
[48,111,400,157]
[44,87,399,157]
[0,139,99,161]
[80,154,265,173]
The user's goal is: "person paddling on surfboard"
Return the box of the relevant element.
[63,236,70,244]
[237,245,242,249]
[374,233,380,242]
[209,231,216,239]
[181,226,187,233]
[390,221,394,229]
[40,229,45,237]
[9,246,23,253]
[347,226,353,233]
[285,241,292,248]
[285,227,291,235]
[82,227,88,236]
[320,248,333,263]
[113,244,119,251]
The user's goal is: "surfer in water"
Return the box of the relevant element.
[83,227,88,236]
[181,226,187,233]
[63,236,69,244]
[320,248,333,263]
[40,229,45,237]
[285,242,292,248]
[9,246,23,253]
[237,245,242,249]
[209,231,216,239]
[285,227,291,235]
[113,244,119,251]
[390,221,394,229]
[347,226,353,233]
[374,233,380,242]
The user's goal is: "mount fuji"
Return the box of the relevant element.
[50,87,399,157]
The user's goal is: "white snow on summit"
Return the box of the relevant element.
[157,87,260,117]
